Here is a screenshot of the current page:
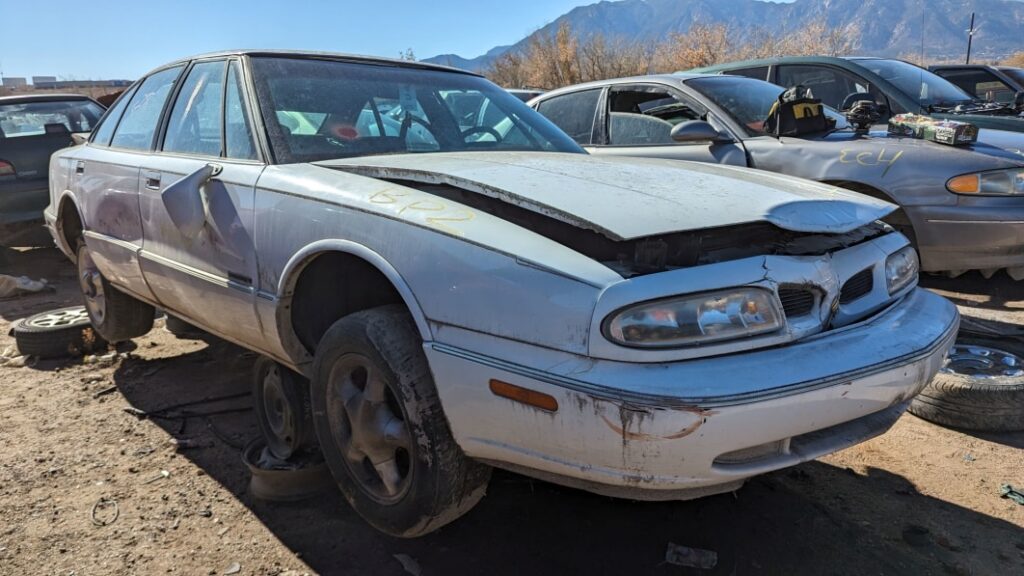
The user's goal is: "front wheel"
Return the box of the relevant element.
[77,242,154,342]
[310,305,490,537]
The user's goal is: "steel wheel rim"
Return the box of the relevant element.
[326,353,413,504]
[942,343,1023,381]
[26,307,90,329]
[78,248,106,324]
[261,363,298,456]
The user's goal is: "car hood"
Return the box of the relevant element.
[315,152,893,240]
[858,127,1024,165]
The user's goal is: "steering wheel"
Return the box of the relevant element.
[461,126,503,143]
[399,113,437,141]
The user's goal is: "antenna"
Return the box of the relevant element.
[966,12,976,64]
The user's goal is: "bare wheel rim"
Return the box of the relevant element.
[78,247,106,325]
[326,353,414,504]
[261,363,299,457]
[25,307,90,329]
[942,343,1024,381]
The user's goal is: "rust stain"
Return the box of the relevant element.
[600,412,706,441]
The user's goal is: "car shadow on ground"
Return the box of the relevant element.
[920,270,1023,315]
[106,336,1024,576]
[0,246,82,324]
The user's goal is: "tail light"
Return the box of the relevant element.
[0,160,14,176]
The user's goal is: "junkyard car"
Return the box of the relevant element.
[0,94,105,245]
[47,50,958,537]
[929,64,1024,106]
[531,73,1024,279]
[694,56,1024,132]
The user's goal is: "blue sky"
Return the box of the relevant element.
[0,0,587,80]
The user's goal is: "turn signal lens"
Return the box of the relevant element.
[0,160,15,177]
[489,380,558,412]
[946,174,979,194]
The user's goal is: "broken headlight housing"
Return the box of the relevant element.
[604,288,783,348]
[885,246,919,294]
[947,168,1024,196]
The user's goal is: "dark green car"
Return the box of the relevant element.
[693,56,1024,133]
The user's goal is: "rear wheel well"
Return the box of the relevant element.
[57,198,84,259]
[288,252,406,355]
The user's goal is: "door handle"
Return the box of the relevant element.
[75,161,85,174]
[144,172,161,190]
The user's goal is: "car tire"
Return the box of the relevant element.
[253,356,317,460]
[310,305,491,537]
[12,306,108,358]
[164,314,205,339]
[909,336,1024,432]
[76,242,154,343]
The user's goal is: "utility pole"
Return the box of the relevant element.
[966,12,976,64]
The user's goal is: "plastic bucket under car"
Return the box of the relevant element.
[242,438,334,501]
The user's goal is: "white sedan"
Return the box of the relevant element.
[45,50,958,537]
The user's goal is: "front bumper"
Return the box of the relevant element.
[908,203,1024,272]
[425,288,958,499]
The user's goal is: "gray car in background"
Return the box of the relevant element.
[530,73,1024,279]
[930,64,1024,106]
[0,94,105,245]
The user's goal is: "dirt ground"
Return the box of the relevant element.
[1,247,1022,576]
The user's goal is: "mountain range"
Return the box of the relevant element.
[424,0,1024,71]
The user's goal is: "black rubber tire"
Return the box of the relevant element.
[909,336,1024,432]
[310,305,491,537]
[12,306,108,358]
[164,314,205,339]
[77,242,154,343]
[253,356,317,460]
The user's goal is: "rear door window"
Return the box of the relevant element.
[111,66,183,150]
[534,89,601,145]
[163,60,226,157]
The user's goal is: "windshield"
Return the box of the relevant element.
[685,75,849,136]
[855,59,974,109]
[249,57,582,163]
[0,99,104,138]
[1000,67,1024,87]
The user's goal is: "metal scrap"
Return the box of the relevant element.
[1000,484,1024,505]
[90,498,119,527]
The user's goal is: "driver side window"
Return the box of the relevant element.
[605,86,704,146]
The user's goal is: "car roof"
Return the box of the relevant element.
[692,55,888,73]
[148,49,480,78]
[0,93,100,105]
[535,73,724,100]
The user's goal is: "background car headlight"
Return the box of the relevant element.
[604,288,783,348]
[885,246,919,294]
[947,168,1024,195]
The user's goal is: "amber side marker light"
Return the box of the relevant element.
[489,379,559,412]
[947,174,980,194]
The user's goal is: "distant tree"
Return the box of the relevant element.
[399,48,416,61]
[487,51,529,88]
[1003,51,1024,67]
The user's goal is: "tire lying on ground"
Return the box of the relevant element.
[909,336,1024,432]
[12,306,108,358]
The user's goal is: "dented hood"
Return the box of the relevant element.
[315,152,894,240]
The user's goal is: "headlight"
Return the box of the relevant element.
[885,246,919,294]
[947,168,1024,195]
[604,288,783,348]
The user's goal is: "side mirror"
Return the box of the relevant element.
[162,163,222,237]
[71,133,90,145]
[670,120,732,144]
